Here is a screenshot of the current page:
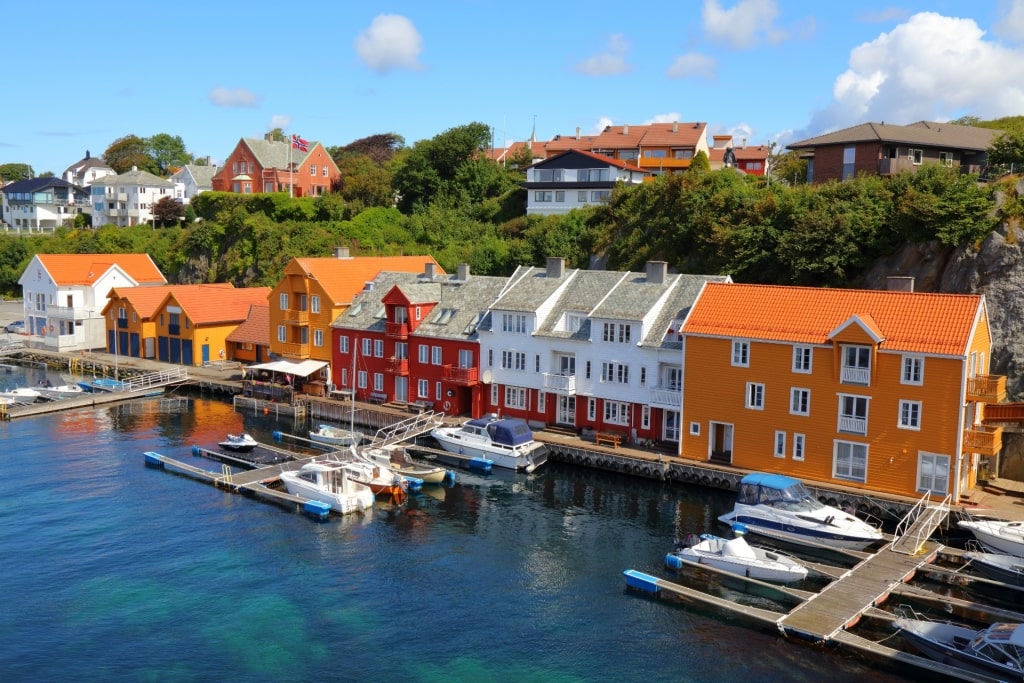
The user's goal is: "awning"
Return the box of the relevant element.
[246,359,327,377]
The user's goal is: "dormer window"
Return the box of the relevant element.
[841,345,871,385]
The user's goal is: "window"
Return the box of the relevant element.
[432,346,442,365]
[577,191,588,202]
[910,148,923,165]
[277,325,286,342]
[491,383,499,405]
[310,164,317,176]
[585,361,591,379]
[374,339,384,357]
[362,338,372,356]
[601,362,629,384]
[534,191,553,202]
[842,145,856,181]
[690,422,700,436]
[793,433,805,461]
[419,344,429,363]
[792,346,812,373]
[357,371,367,389]
[674,149,694,160]
[414,306,421,321]
[644,149,667,158]
[488,349,493,367]
[603,401,630,425]
[418,379,429,398]
[436,382,442,401]
[339,336,349,353]
[502,350,527,370]
[790,388,810,415]
[841,345,871,384]
[641,405,650,429]
[458,349,474,368]
[590,190,611,202]
[311,295,320,314]
[838,395,869,435]
[313,329,323,347]
[502,313,527,334]
[746,382,764,410]
[602,322,631,343]
[918,452,950,495]
[639,367,647,386]
[899,400,921,430]
[774,431,786,458]
[588,398,596,420]
[901,356,924,385]
[395,342,408,360]
[834,440,867,482]
[732,340,749,367]
[279,293,289,309]
[323,166,329,177]
[555,191,565,202]
[938,151,953,167]
[505,387,526,409]
[373,373,384,391]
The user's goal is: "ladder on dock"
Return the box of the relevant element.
[889,492,950,556]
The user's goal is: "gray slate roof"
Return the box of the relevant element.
[91,168,174,187]
[490,264,572,312]
[536,270,628,340]
[787,121,1002,152]
[182,164,218,188]
[640,274,730,349]
[241,137,313,169]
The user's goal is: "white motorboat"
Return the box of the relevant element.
[218,433,259,453]
[894,617,1024,681]
[36,384,85,401]
[718,472,883,550]
[361,444,454,486]
[334,450,408,503]
[309,423,363,447]
[279,460,374,515]
[0,387,41,405]
[665,530,808,584]
[965,550,1024,586]
[959,517,1024,557]
[430,414,548,472]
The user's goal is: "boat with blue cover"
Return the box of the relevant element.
[430,414,547,472]
[718,472,883,550]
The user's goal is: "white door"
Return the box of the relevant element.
[557,395,576,426]
[395,376,408,402]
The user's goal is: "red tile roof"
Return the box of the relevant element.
[683,283,983,356]
[290,256,442,305]
[37,253,165,285]
[167,287,272,325]
[226,304,269,344]
[107,284,235,318]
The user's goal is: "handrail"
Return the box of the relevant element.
[890,491,951,555]
[367,410,447,450]
[122,366,189,392]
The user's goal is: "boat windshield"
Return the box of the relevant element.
[972,624,1024,667]
[737,481,823,512]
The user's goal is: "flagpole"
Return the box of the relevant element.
[288,134,293,198]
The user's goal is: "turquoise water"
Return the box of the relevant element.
[0,375,912,681]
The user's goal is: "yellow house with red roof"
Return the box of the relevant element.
[680,282,1006,504]
[268,248,443,364]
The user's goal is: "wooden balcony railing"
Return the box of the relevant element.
[385,357,409,374]
[963,425,1003,456]
[442,365,479,385]
[967,374,1007,403]
[385,322,409,339]
[275,341,310,359]
[281,309,309,324]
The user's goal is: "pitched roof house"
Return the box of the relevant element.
[2,177,90,232]
[544,122,710,176]
[226,304,270,364]
[786,121,1002,183]
[62,150,116,187]
[211,135,340,197]
[523,149,649,215]
[708,135,770,176]
[89,168,176,227]
[170,164,218,204]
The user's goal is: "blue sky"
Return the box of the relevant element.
[5,0,1024,175]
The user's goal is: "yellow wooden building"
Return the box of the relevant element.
[679,282,1006,504]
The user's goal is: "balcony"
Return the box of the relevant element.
[649,386,682,408]
[840,366,870,385]
[442,365,479,385]
[385,322,409,339]
[276,341,310,359]
[281,309,309,324]
[967,374,1007,403]
[542,373,576,394]
[385,357,409,375]
[107,209,120,217]
[48,305,101,321]
[116,193,128,202]
[963,425,1004,456]
[838,415,867,435]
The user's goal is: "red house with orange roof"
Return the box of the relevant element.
[708,135,770,176]
[543,122,710,176]
[211,134,340,197]
[680,281,1006,504]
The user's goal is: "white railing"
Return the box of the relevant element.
[891,492,951,555]
[123,366,188,393]
[649,387,681,407]
[542,373,576,393]
[838,416,867,435]
[840,366,870,385]
[48,305,103,320]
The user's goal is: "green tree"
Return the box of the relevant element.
[391,122,493,212]
[330,133,405,166]
[770,150,808,186]
[152,196,183,227]
[689,150,710,173]
[148,133,193,174]
[104,135,159,174]
[0,163,34,181]
[988,131,1024,167]
[268,128,286,142]
[335,153,394,208]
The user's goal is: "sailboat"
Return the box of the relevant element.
[310,341,363,447]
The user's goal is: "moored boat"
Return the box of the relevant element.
[965,550,1024,586]
[36,383,85,401]
[959,517,1024,557]
[361,444,455,486]
[718,472,883,551]
[666,529,808,584]
[0,386,41,405]
[78,377,126,393]
[894,617,1024,680]
[279,460,374,515]
[309,423,363,447]
[430,414,547,472]
[218,433,259,453]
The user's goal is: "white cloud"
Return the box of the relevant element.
[995,0,1024,42]
[269,115,292,131]
[702,0,788,48]
[803,12,1024,136]
[645,112,686,124]
[573,34,632,76]
[209,87,261,108]
[665,52,717,80]
[354,14,424,74]
[590,117,615,135]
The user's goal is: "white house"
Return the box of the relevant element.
[169,164,218,204]
[62,151,116,187]
[522,149,649,216]
[1,177,90,232]
[90,167,176,227]
[17,253,166,351]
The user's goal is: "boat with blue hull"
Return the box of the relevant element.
[718,472,883,551]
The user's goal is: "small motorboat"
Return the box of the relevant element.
[0,387,41,405]
[959,517,1024,557]
[718,472,883,550]
[965,550,1024,586]
[360,444,455,486]
[218,433,259,452]
[36,383,85,401]
[280,460,374,515]
[666,528,808,584]
[309,423,363,447]
[332,447,407,503]
[77,377,126,393]
[430,414,548,471]
[894,616,1024,680]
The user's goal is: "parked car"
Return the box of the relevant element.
[4,320,25,333]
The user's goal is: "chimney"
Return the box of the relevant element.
[131,165,137,172]
[546,256,565,279]
[206,156,212,166]
[264,132,273,142]
[623,124,629,135]
[457,263,470,281]
[646,261,667,285]
[85,150,90,159]
[425,262,437,280]
[334,246,351,259]
[886,276,915,292]
[575,127,581,140]
[672,122,678,133]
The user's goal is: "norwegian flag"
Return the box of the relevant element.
[290,134,308,153]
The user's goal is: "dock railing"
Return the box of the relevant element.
[368,410,447,450]
[890,492,951,556]
[122,366,189,393]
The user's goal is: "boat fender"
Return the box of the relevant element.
[273,431,284,442]
[191,445,200,456]
[824,515,835,526]
[444,401,450,411]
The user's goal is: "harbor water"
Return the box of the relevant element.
[0,370,912,681]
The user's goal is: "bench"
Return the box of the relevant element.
[368,391,388,405]
[410,399,433,413]
[595,431,623,448]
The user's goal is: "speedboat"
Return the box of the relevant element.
[718,472,884,550]
[965,550,1024,586]
[334,448,408,502]
[894,617,1024,680]
[36,383,85,401]
[361,444,455,486]
[309,423,363,447]
[430,414,548,472]
[280,460,374,515]
[666,529,808,584]
[218,433,259,453]
[0,387,41,405]
[959,517,1024,557]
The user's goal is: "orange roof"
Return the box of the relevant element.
[289,255,442,305]
[37,253,165,285]
[683,283,983,356]
[106,284,235,318]
[545,122,707,154]
[166,287,272,325]
[226,304,269,344]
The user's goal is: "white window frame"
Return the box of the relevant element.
[362,338,372,356]
[603,401,630,426]
[588,397,596,420]
[746,382,764,410]
[773,431,786,458]
[417,379,429,398]
[505,386,526,409]
[793,433,805,461]
[901,355,924,385]
[279,293,288,310]
[357,370,367,389]
[917,451,950,495]
[790,388,810,416]
[792,346,812,373]
[641,405,650,429]
[339,335,349,354]
[373,373,384,391]
[313,329,323,347]
[732,340,749,367]
[838,394,869,435]
[491,383,499,405]
[418,344,429,363]
[311,295,320,314]
[833,440,868,483]
[277,325,286,342]
[840,345,871,385]
[898,400,922,430]
[374,339,384,358]
[690,422,700,436]
[432,346,442,365]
